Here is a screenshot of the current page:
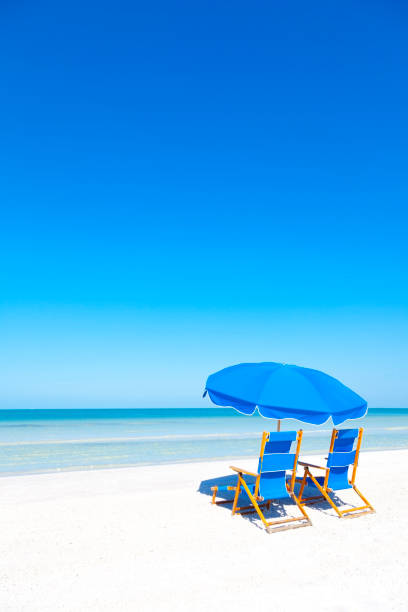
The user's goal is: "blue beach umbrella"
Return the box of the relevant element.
[204,362,367,427]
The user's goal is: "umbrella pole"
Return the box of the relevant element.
[277,419,281,432]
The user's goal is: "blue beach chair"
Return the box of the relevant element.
[212,430,312,533]
[297,428,375,518]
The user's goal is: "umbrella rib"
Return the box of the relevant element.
[293,366,333,413]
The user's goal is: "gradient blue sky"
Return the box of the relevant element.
[1,1,407,408]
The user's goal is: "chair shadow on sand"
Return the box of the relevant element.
[198,474,298,531]
[198,473,363,528]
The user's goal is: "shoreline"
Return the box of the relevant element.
[0,444,407,479]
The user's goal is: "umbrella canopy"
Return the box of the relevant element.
[204,362,367,426]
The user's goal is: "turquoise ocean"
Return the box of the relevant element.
[0,408,407,476]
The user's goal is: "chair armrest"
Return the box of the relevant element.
[229,466,259,478]
[298,461,328,471]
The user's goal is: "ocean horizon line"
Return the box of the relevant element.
[0,406,407,475]
[2,406,407,412]
[1,425,407,447]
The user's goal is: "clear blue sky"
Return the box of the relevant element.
[1,1,407,408]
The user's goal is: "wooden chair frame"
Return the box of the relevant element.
[212,430,312,533]
[297,428,375,519]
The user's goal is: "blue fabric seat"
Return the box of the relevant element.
[307,474,353,490]
[304,429,358,491]
[211,430,312,533]
[236,476,289,499]
[298,428,375,518]
[213,434,296,499]
[255,447,299,500]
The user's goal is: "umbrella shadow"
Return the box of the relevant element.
[199,474,364,528]
[198,474,300,531]
[198,473,242,499]
[292,481,363,516]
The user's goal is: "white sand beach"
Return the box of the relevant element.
[1,449,407,612]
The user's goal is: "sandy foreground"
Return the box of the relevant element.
[0,450,407,612]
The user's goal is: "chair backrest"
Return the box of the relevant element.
[264,432,295,454]
[326,428,362,490]
[256,431,301,500]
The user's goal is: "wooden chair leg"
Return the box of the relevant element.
[301,472,375,519]
[239,477,270,528]
[352,484,375,512]
[231,477,241,516]
[307,471,342,517]
[211,485,237,506]
[239,478,312,533]
[298,469,308,503]
[336,485,375,518]
[290,491,312,524]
